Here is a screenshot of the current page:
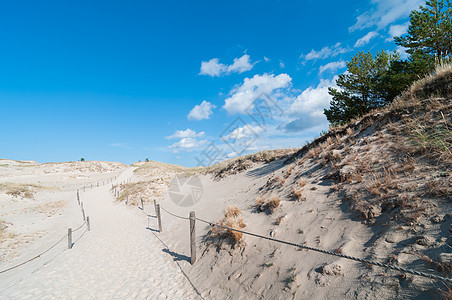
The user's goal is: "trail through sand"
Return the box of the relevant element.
[0,168,199,299]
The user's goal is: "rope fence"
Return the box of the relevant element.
[149,202,452,284]
[0,219,89,275]
[77,175,118,194]
[0,182,96,276]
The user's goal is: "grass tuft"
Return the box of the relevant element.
[210,206,246,247]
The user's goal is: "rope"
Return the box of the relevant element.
[72,220,87,232]
[148,229,205,300]
[195,217,452,283]
[0,234,67,274]
[160,205,190,220]
[0,220,88,275]
[73,228,89,245]
[137,205,203,299]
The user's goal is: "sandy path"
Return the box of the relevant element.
[1,168,199,299]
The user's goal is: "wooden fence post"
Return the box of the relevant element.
[86,216,90,231]
[126,195,128,205]
[82,208,86,221]
[77,190,80,205]
[154,200,157,214]
[68,228,72,249]
[156,204,162,233]
[97,182,99,187]
[141,198,144,209]
[190,211,196,265]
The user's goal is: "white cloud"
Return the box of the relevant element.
[166,128,205,140]
[302,43,351,61]
[223,73,292,115]
[264,56,270,62]
[227,54,254,74]
[226,151,239,158]
[280,77,338,132]
[199,58,227,77]
[396,45,409,59]
[386,22,409,41]
[169,138,206,152]
[349,0,422,31]
[187,100,216,120]
[199,54,255,77]
[319,60,346,75]
[354,31,379,47]
[167,129,207,152]
[221,124,264,142]
[279,61,285,68]
[289,77,338,117]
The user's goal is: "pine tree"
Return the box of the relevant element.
[395,0,452,58]
[324,51,399,125]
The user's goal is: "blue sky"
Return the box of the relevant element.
[0,0,422,166]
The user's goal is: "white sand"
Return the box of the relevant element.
[1,156,447,299]
[0,167,199,299]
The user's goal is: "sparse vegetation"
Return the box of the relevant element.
[421,254,452,275]
[209,206,246,247]
[0,219,8,240]
[292,188,305,201]
[288,267,297,285]
[408,123,452,162]
[275,215,285,225]
[0,183,46,199]
[256,196,281,213]
[205,149,296,179]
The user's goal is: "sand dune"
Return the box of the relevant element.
[0,167,199,299]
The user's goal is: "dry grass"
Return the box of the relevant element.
[210,206,246,247]
[256,196,265,207]
[224,206,241,218]
[325,136,333,146]
[113,180,167,205]
[280,177,286,185]
[292,188,306,201]
[407,123,452,162]
[0,219,8,240]
[133,160,189,175]
[425,177,452,197]
[267,196,281,213]
[285,165,295,178]
[256,196,281,213]
[275,215,285,225]
[439,284,452,300]
[307,147,321,159]
[393,61,452,108]
[421,254,452,275]
[206,149,296,179]
[0,183,48,199]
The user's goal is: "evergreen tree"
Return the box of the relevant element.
[395,0,452,58]
[324,51,399,125]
